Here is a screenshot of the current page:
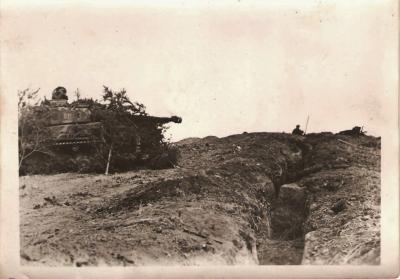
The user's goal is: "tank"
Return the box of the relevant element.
[19,87,182,174]
[46,100,105,148]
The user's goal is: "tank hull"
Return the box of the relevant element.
[47,122,104,146]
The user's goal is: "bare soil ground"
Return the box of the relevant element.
[20,132,380,266]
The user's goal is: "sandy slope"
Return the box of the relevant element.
[19,132,380,265]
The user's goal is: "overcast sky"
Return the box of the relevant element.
[1,0,397,141]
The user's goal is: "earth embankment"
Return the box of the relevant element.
[20,132,380,265]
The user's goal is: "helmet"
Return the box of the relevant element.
[52,87,68,100]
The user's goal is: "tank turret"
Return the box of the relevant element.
[45,87,105,147]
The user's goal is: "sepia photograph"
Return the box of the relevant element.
[0,0,398,278]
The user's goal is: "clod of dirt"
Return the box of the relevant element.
[44,196,60,206]
[331,199,346,214]
[75,260,89,267]
[116,254,135,265]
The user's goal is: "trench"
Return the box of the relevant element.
[255,140,314,265]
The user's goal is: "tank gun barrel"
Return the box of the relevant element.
[132,115,182,124]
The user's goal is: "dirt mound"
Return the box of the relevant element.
[19,132,380,265]
[299,133,380,264]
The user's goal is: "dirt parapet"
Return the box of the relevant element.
[299,134,380,264]
[19,132,380,265]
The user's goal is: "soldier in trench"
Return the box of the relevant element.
[292,125,304,136]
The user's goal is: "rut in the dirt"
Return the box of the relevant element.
[253,139,313,265]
